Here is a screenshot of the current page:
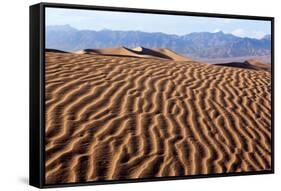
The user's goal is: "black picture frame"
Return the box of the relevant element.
[30,2,274,188]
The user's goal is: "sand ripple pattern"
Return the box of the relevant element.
[45,52,272,184]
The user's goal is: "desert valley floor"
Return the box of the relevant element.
[44,48,272,184]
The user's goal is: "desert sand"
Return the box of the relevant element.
[45,47,272,184]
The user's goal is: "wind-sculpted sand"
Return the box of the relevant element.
[45,49,272,184]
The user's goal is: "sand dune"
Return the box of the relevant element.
[246,59,271,72]
[45,51,272,184]
[75,47,138,57]
[74,46,191,61]
[198,55,271,64]
[215,59,271,72]
[46,48,69,53]
[133,46,192,61]
[151,48,192,61]
[74,47,159,59]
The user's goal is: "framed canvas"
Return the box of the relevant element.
[29,2,274,188]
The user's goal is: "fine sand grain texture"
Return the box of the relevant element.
[45,50,272,185]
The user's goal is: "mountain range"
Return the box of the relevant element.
[46,25,271,59]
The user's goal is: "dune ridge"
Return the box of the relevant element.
[214,59,271,72]
[45,51,271,184]
[73,46,191,61]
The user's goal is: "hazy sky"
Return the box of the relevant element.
[46,7,271,39]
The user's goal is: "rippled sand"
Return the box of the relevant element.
[45,51,272,184]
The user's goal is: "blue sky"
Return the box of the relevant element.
[46,7,271,39]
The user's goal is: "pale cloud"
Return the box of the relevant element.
[252,31,266,39]
[213,28,222,33]
[231,28,266,39]
[231,28,246,37]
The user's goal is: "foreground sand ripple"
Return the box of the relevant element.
[45,52,272,184]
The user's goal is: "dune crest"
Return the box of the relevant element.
[45,48,69,53]
[215,59,271,72]
[152,48,193,61]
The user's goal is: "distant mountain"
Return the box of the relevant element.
[46,25,271,59]
[262,34,271,40]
